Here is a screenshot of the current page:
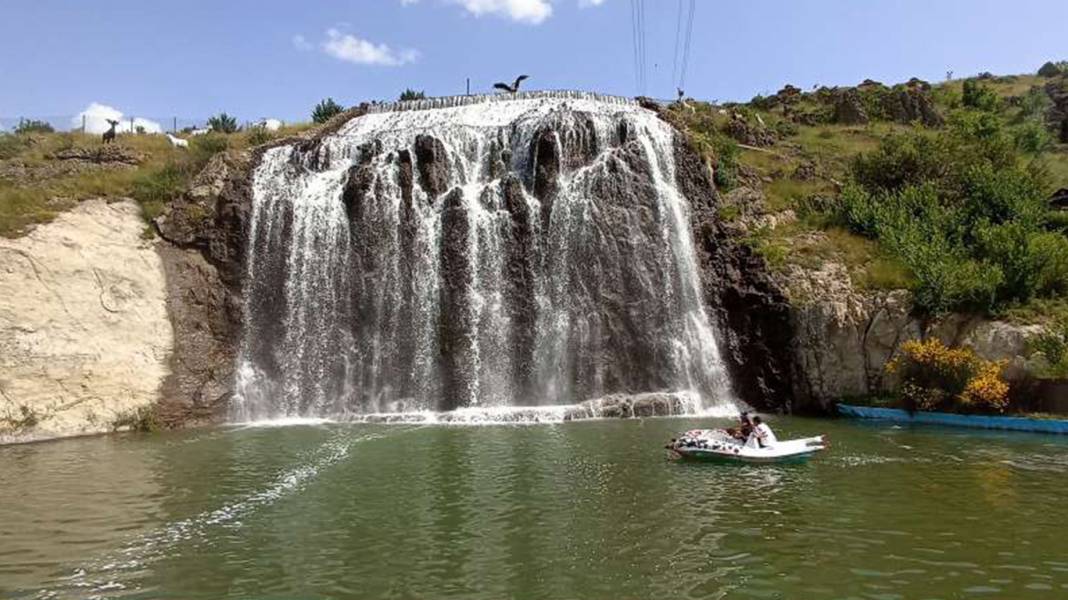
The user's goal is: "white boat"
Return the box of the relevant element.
[666,428,827,463]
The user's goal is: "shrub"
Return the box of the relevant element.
[887,338,1009,413]
[962,79,999,112]
[399,88,426,101]
[0,133,29,159]
[1013,120,1052,154]
[1038,61,1068,77]
[312,97,344,124]
[14,119,54,134]
[246,127,274,146]
[207,112,239,134]
[111,405,161,433]
[131,164,187,221]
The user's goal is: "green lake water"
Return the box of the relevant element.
[2,416,1067,599]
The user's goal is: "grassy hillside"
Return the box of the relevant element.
[0,124,311,238]
[665,68,1068,326]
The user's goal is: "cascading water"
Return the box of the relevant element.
[232,92,734,421]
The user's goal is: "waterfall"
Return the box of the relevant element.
[231,94,733,421]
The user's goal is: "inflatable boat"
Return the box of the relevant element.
[666,429,827,464]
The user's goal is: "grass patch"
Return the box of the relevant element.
[0,125,312,238]
[111,404,161,433]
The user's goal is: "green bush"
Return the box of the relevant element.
[131,164,187,220]
[1038,61,1068,78]
[14,119,54,134]
[1013,120,1053,154]
[207,112,239,134]
[312,98,344,124]
[399,88,426,101]
[710,135,740,190]
[834,109,1061,314]
[246,127,274,146]
[962,79,1000,112]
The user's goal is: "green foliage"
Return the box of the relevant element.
[1030,318,1068,378]
[834,110,1065,314]
[14,119,55,134]
[1013,120,1052,154]
[710,135,740,190]
[13,119,54,135]
[0,133,29,159]
[131,164,187,221]
[246,127,274,146]
[312,97,344,124]
[1038,61,1068,78]
[207,112,239,134]
[111,405,161,433]
[399,88,427,101]
[962,80,1000,111]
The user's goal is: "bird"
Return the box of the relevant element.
[493,75,529,94]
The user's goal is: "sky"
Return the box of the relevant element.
[1,0,1066,124]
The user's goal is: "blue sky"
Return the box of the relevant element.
[1,0,1066,123]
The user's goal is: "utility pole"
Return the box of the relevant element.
[466,78,470,95]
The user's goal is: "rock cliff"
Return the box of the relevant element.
[0,199,172,443]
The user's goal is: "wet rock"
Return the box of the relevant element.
[439,188,478,410]
[413,134,450,199]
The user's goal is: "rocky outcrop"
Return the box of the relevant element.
[881,87,944,127]
[777,261,1047,410]
[833,88,869,125]
[0,199,172,443]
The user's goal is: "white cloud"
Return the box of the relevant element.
[292,34,313,51]
[320,29,419,66]
[578,0,606,6]
[449,0,552,23]
[72,103,162,135]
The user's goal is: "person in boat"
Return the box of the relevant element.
[747,415,778,449]
[726,412,753,441]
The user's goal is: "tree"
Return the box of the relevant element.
[312,98,344,124]
[1038,61,1066,78]
[14,119,54,134]
[207,112,239,134]
[399,88,427,101]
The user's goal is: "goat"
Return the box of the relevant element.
[102,119,119,144]
[165,134,189,149]
[165,133,189,149]
[493,75,529,94]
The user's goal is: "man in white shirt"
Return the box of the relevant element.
[749,415,777,449]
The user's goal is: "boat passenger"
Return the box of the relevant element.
[749,416,777,449]
[727,412,753,441]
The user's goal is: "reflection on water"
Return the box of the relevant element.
[2,418,1067,599]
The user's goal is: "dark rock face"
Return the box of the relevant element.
[414,134,450,199]
[672,135,797,412]
[156,245,238,426]
[833,88,869,125]
[439,187,478,410]
[882,88,944,127]
[1045,77,1068,143]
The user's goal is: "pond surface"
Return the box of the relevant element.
[2,416,1067,599]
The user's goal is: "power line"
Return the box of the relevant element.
[629,0,641,94]
[638,0,647,95]
[671,0,684,90]
[679,0,696,91]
